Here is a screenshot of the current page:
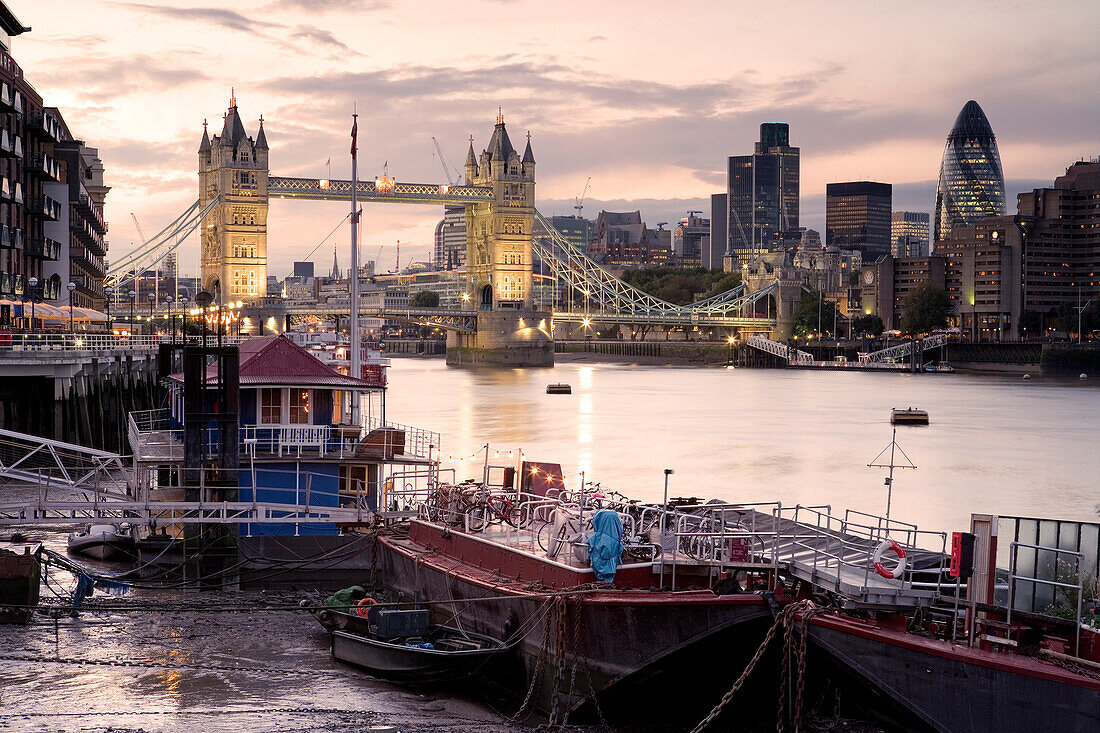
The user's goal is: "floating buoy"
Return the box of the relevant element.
[1022,374,1031,380]
[1080,373,1088,380]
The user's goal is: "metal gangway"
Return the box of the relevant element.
[0,427,377,528]
[745,334,814,364]
[662,501,948,609]
[858,333,947,364]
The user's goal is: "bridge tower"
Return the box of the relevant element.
[447,112,552,366]
[198,92,269,304]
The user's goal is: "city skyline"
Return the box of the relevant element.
[17,0,1100,276]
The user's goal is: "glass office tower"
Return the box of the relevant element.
[934,100,1005,244]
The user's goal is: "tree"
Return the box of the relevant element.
[900,284,952,335]
[851,314,885,337]
[410,290,439,308]
[792,292,839,338]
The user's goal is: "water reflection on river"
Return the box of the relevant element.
[387,357,1100,535]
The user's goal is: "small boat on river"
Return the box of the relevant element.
[67,524,134,560]
[546,383,572,394]
[891,407,929,425]
[330,608,507,683]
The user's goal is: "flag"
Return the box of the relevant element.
[350,117,357,159]
[325,157,330,166]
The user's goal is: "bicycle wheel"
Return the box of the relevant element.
[466,504,489,532]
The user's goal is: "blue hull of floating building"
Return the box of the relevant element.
[239,463,341,536]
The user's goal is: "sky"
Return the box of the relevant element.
[16,0,1100,278]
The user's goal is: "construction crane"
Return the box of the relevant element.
[395,240,400,273]
[431,137,461,186]
[574,177,591,217]
[130,213,151,302]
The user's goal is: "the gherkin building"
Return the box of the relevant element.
[933,100,1005,244]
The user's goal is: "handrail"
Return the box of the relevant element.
[1007,541,1084,654]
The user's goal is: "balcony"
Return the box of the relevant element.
[76,193,108,235]
[71,245,106,277]
[0,130,13,158]
[13,90,22,115]
[13,135,22,158]
[11,227,22,250]
[13,181,21,206]
[0,83,13,112]
[25,236,60,261]
[71,217,104,252]
[26,110,60,141]
[28,152,60,182]
[27,195,61,220]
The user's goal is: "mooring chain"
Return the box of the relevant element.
[512,596,556,722]
[0,652,361,679]
[794,608,819,731]
[690,599,816,733]
[558,599,585,731]
[547,596,568,728]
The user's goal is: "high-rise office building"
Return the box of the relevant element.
[720,123,799,263]
[705,193,727,269]
[826,182,892,260]
[891,211,930,255]
[934,100,1005,243]
[543,215,592,252]
[433,205,466,270]
[672,211,709,266]
[1017,160,1100,318]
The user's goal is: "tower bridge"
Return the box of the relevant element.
[107,96,798,364]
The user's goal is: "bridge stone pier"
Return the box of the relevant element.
[745,263,805,340]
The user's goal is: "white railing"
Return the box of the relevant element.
[128,410,439,463]
[0,332,251,353]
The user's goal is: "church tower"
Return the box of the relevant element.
[198,91,269,303]
[463,110,535,309]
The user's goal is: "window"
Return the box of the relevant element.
[261,388,281,424]
[289,389,310,424]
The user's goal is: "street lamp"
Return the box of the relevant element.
[103,286,113,334]
[726,335,735,367]
[146,292,155,336]
[659,468,675,589]
[165,295,175,342]
[66,282,76,334]
[179,295,189,341]
[27,277,36,334]
[128,289,136,337]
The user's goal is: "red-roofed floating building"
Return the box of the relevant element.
[129,335,437,537]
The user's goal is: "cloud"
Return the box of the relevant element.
[290,25,359,55]
[266,0,390,10]
[34,54,209,102]
[118,4,282,32]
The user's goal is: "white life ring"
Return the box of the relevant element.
[872,540,907,579]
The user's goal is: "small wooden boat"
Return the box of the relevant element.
[330,608,507,683]
[546,383,571,394]
[67,524,134,560]
[891,407,929,425]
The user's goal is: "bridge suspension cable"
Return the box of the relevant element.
[105,197,221,289]
[532,210,777,324]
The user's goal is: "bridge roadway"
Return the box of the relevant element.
[276,303,777,330]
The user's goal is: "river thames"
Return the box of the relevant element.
[388,356,1100,536]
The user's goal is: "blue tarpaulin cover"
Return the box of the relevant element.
[587,510,623,582]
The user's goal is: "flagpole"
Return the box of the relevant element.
[349,111,361,426]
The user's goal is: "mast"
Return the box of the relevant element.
[349,112,361,424]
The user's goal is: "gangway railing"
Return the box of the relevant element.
[858,333,947,364]
[746,334,814,364]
